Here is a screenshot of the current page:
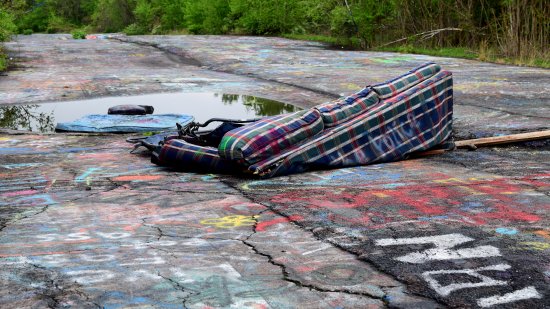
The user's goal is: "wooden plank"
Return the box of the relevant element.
[454,130,550,148]
[412,130,550,158]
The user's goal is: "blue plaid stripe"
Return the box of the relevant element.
[218,109,324,164]
[251,70,453,177]
[316,88,380,127]
[156,139,239,172]
[371,62,441,99]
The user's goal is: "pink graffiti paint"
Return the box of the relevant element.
[1,189,38,197]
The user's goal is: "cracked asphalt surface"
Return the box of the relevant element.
[1,34,549,308]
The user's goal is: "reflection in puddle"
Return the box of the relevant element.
[0,93,300,133]
[0,105,54,132]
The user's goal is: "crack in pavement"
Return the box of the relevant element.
[238,207,390,305]
[227,182,448,308]
[24,263,102,309]
[110,36,341,100]
[156,272,196,309]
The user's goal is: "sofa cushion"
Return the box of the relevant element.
[153,139,240,172]
[316,88,380,127]
[218,109,324,165]
[371,62,441,99]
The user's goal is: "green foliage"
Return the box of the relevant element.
[123,23,147,35]
[230,0,305,35]
[92,0,134,32]
[72,29,87,39]
[329,6,354,37]
[158,0,185,31]
[16,1,51,32]
[0,8,17,41]
[23,29,34,35]
[46,13,74,33]
[133,0,157,32]
[184,0,231,34]
[0,52,7,71]
[1,0,548,67]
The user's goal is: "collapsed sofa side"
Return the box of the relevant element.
[254,69,454,178]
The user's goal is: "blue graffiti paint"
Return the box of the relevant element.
[0,163,43,169]
[75,167,102,183]
[495,227,518,235]
[0,147,36,155]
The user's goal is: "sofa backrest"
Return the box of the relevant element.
[371,62,441,99]
[315,88,380,128]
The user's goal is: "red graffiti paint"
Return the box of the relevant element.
[256,215,304,232]
[268,173,545,229]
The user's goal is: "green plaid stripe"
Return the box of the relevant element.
[218,109,324,165]
[372,62,441,99]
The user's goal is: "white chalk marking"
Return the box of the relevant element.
[79,254,116,262]
[120,255,165,266]
[302,244,332,256]
[66,270,114,284]
[124,270,163,282]
[375,233,501,263]
[422,264,511,296]
[66,232,92,241]
[477,286,542,307]
[96,232,131,239]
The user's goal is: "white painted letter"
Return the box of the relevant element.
[477,286,542,307]
[375,233,501,263]
[422,264,510,296]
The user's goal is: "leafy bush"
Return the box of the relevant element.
[185,0,231,34]
[72,29,87,39]
[0,52,7,71]
[0,9,17,42]
[123,23,147,35]
[23,29,33,35]
[92,0,135,32]
[46,13,74,33]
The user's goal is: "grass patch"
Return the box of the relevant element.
[282,35,549,69]
[375,45,479,60]
[282,34,364,49]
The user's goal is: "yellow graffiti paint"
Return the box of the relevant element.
[200,215,259,229]
[434,178,466,184]
[520,242,550,251]
[340,82,362,90]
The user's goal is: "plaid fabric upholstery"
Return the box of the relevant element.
[250,70,453,177]
[371,62,441,99]
[218,109,324,165]
[153,139,240,173]
[316,88,379,127]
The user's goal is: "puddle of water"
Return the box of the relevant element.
[0,92,301,133]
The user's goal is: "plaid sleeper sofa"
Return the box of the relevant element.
[153,62,453,178]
